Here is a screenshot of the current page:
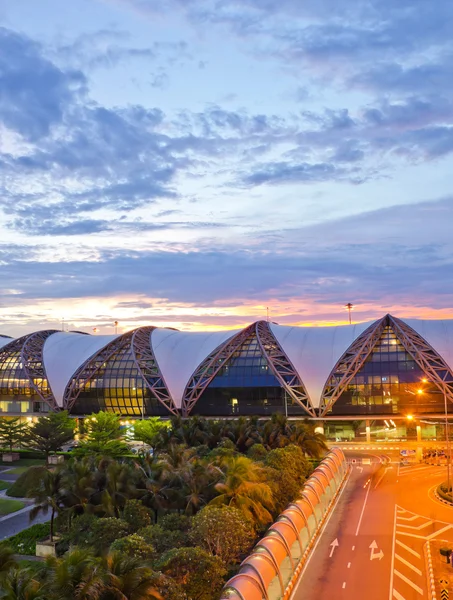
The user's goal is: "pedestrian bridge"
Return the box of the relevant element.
[220,447,348,600]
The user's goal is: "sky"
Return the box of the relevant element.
[0,0,452,337]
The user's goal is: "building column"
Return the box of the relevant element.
[416,424,422,443]
[366,419,371,443]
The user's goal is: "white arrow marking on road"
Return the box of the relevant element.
[329,538,339,557]
[356,466,363,472]
[369,540,384,561]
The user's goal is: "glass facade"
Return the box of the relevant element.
[0,346,48,414]
[192,334,308,416]
[70,345,169,417]
[329,325,447,415]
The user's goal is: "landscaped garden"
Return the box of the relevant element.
[0,412,328,600]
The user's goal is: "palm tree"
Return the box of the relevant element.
[100,551,162,600]
[44,548,105,600]
[289,421,328,458]
[91,459,137,518]
[29,468,66,542]
[210,454,274,527]
[61,458,97,522]
[134,453,168,523]
[0,546,16,580]
[0,568,46,600]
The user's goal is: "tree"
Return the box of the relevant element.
[110,534,155,560]
[133,419,169,454]
[190,506,255,565]
[138,525,189,554]
[90,518,130,554]
[122,499,152,532]
[210,454,274,528]
[29,468,66,542]
[157,547,226,600]
[0,567,45,600]
[101,551,162,600]
[0,417,28,452]
[25,412,74,459]
[0,546,16,581]
[44,548,105,600]
[75,412,129,458]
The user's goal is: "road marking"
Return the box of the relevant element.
[393,569,423,594]
[397,515,419,522]
[329,538,339,557]
[427,524,452,540]
[370,540,384,560]
[395,553,422,575]
[393,589,406,600]
[355,475,372,536]
[395,539,421,558]
[395,532,427,540]
[389,504,397,600]
[348,562,351,568]
[352,545,355,551]
[342,582,346,589]
[397,520,433,530]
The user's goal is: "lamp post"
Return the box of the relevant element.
[345,303,354,325]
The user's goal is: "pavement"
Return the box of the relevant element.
[292,450,453,600]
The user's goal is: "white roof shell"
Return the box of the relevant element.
[43,333,119,407]
[271,321,374,407]
[151,328,241,408]
[0,337,13,350]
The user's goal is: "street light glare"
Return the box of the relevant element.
[406,414,414,420]
[417,389,424,395]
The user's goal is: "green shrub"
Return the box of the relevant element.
[149,572,187,600]
[0,480,9,491]
[110,533,155,559]
[157,547,226,600]
[138,524,190,554]
[66,513,97,547]
[159,513,192,532]
[6,465,47,498]
[247,443,268,461]
[122,499,152,532]
[0,523,50,555]
[91,518,130,554]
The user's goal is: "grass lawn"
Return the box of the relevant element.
[0,497,25,515]
[0,480,9,491]
[2,458,46,474]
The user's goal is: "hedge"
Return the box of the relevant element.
[437,483,453,504]
[7,465,47,498]
[0,523,51,555]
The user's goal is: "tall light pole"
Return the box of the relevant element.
[114,320,119,335]
[345,303,354,325]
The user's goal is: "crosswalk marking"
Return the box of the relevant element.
[395,553,422,575]
[394,569,424,594]
[397,515,419,522]
[397,520,433,530]
[393,589,406,600]
[395,539,421,558]
[427,524,452,540]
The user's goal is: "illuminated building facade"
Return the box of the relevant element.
[0,315,452,420]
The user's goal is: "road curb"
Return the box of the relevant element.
[425,541,438,600]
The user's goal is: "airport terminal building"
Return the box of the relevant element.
[1,314,453,434]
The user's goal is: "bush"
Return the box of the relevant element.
[65,513,98,547]
[440,547,452,563]
[0,523,50,555]
[149,572,187,600]
[157,547,226,600]
[189,506,255,565]
[159,513,192,532]
[110,534,155,559]
[122,499,152,532]
[91,518,130,554]
[138,525,190,554]
[247,444,268,461]
[6,465,47,498]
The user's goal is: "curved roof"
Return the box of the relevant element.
[401,319,453,373]
[2,317,453,413]
[43,332,119,407]
[151,328,240,408]
[270,321,374,407]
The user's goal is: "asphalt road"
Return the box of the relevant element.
[292,451,453,600]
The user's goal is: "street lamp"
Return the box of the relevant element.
[344,303,354,325]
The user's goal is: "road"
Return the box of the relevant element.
[292,451,453,600]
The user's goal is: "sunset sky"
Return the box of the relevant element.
[0,0,452,337]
